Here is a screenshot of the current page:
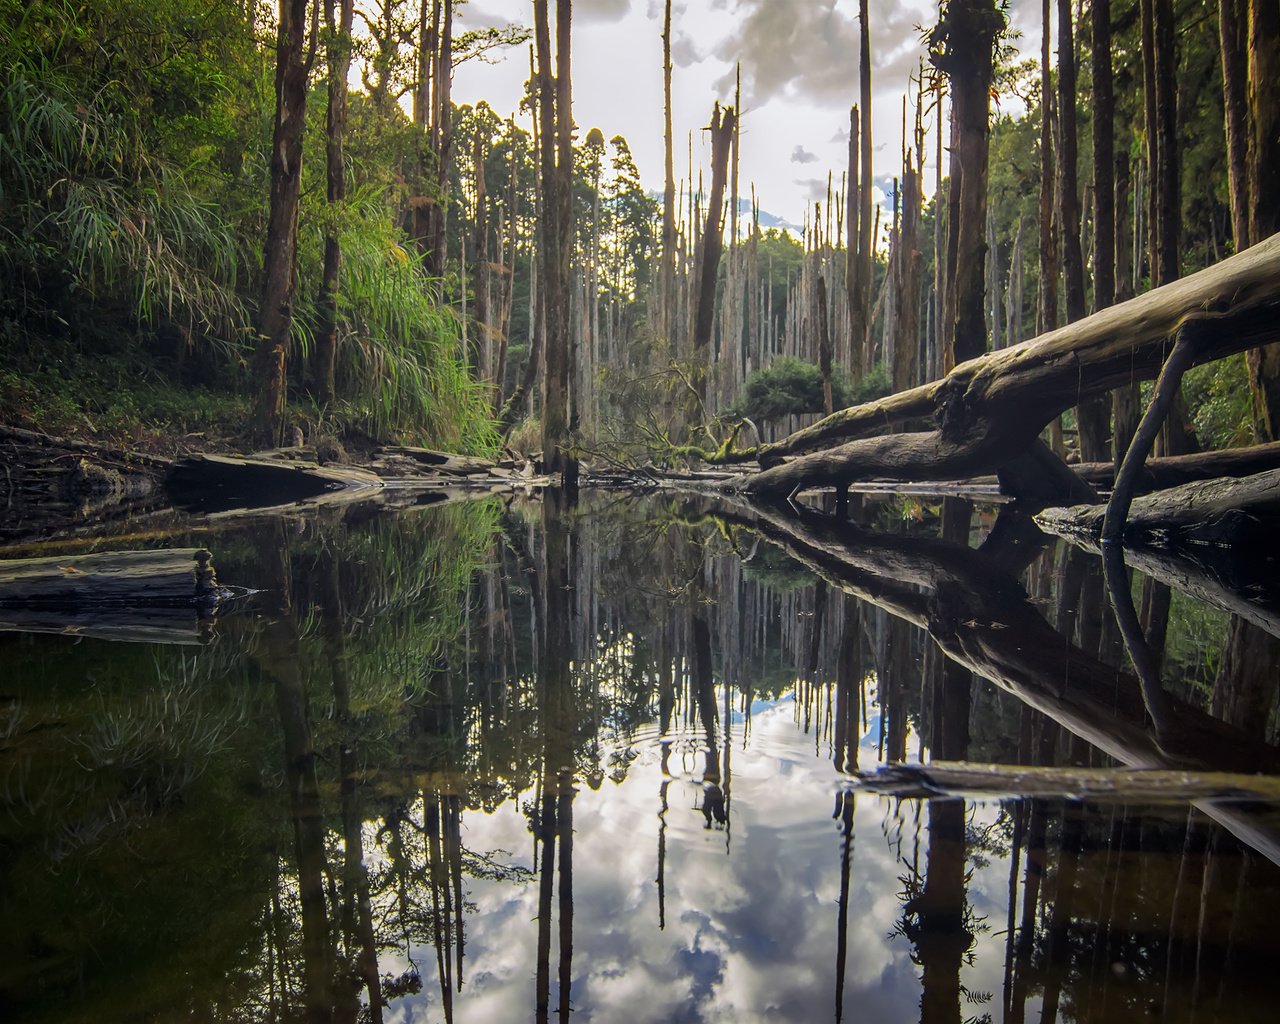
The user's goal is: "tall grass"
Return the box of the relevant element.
[0,63,252,360]
[298,187,499,454]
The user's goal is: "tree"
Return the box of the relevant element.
[534,0,577,487]
[315,0,356,405]
[255,0,316,446]
[930,0,1005,367]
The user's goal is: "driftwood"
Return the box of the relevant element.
[852,761,1280,804]
[1036,480,1280,641]
[719,232,1280,496]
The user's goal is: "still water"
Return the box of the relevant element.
[2,492,1279,1023]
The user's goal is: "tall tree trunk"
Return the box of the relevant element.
[933,0,1004,367]
[818,275,834,415]
[857,0,874,373]
[1153,0,1179,288]
[471,126,490,378]
[427,0,454,279]
[254,0,313,445]
[314,0,353,406]
[846,104,861,372]
[692,103,737,405]
[1245,0,1280,439]
[1039,0,1059,337]
[535,0,577,487]
[1220,0,1250,251]
[1061,0,1107,461]
[661,0,676,347]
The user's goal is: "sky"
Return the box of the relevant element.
[453,0,1045,226]
[376,697,1022,1022]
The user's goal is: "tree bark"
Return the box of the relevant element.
[933,0,1003,368]
[1220,0,1250,251]
[535,0,577,487]
[1039,0,1059,336]
[660,0,676,346]
[1059,0,1108,462]
[254,0,313,445]
[692,103,737,397]
[1244,0,1280,439]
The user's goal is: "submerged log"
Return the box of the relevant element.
[0,548,219,608]
[165,453,383,513]
[721,233,1280,496]
[1035,468,1280,550]
[712,498,1280,861]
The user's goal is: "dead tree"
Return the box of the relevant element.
[314,0,354,406]
[692,103,737,403]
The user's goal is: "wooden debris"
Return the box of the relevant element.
[1034,468,1280,549]
[853,761,1280,804]
[0,548,219,608]
[165,453,383,513]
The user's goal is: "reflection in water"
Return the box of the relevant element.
[2,493,1280,1022]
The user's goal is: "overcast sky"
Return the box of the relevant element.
[453,0,1043,225]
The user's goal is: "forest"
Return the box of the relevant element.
[2,0,1277,490]
[5,3,1280,1021]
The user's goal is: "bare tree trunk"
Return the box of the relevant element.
[471,126,490,378]
[661,0,676,347]
[535,0,577,487]
[846,105,861,373]
[692,103,737,404]
[1060,0,1108,462]
[1220,0,1250,251]
[819,275,834,415]
[426,0,454,279]
[254,0,313,445]
[1039,0,1059,337]
[314,0,353,406]
[856,0,873,373]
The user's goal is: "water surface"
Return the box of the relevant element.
[2,492,1278,1023]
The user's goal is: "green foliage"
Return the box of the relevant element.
[1184,353,1254,449]
[731,357,888,424]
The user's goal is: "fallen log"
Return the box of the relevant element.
[0,548,220,608]
[852,761,1280,804]
[1035,483,1280,641]
[1073,441,1280,490]
[378,446,514,475]
[719,232,1280,495]
[1034,468,1280,550]
[165,454,383,513]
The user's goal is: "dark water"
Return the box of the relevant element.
[2,492,1279,1023]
